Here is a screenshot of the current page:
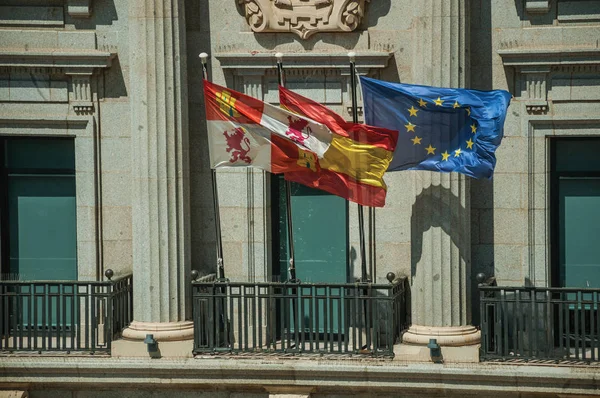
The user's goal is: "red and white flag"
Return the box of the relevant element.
[203,80,331,173]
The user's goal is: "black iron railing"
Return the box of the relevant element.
[480,285,600,362]
[0,272,132,354]
[192,276,408,357]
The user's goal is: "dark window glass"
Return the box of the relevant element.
[0,137,77,281]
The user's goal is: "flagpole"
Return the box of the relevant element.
[200,52,225,280]
[349,52,369,283]
[275,52,298,283]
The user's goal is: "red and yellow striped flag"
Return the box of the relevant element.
[279,86,399,208]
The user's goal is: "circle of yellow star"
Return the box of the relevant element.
[466,139,474,149]
[453,101,460,109]
[408,106,419,117]
[454,148,462,157]
[405,122,416,132]
[411,136,422,145]
[418,98,427,108]
[466,108,471,116]
[470,123,477,134]
[425,144,436,155]
[434,97,444,106]
[441,151,450,161]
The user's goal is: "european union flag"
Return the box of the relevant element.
[360,76,512,179]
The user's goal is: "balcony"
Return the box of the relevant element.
[0,271,132,354]
[192,275,409,357]
[480,281,600,363]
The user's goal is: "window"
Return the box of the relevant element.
[272,176,348,283]
[551,138,600,288]
[0,137,77,281]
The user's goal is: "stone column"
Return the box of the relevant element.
[117,0,192,356]
[399,0,480,359]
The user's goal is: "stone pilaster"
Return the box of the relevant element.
[120,0,192,346]
[401,0,480,350]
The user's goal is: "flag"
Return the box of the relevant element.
[203,80,331,173]
[360,76,512,179]
[279,86,399,208]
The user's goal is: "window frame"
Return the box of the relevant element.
[550,137,600,288]
[0,136,76,279]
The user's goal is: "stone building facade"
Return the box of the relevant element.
[1,0,600,397]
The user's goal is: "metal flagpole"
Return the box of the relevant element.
[200,52,226,280]
[349,52,369,283]
[276,52,298,283]
[276,53,300,350]
[349,52,372,352]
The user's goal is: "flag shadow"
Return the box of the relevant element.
[410,175,494,326]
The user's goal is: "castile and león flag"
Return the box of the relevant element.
[203,79,331,174]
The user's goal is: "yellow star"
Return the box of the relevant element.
[411,136,422,145]
[454,148,462,157]
[408,106,419,117]
[434,97,444,106]
[441,151,450,161]
[405,122,416,132]
[466,139,474,149]
[418,98,427,108]
[466,107,471,116]
[470,123,477,134]
[425,144,436,155]
[453,101,460,109]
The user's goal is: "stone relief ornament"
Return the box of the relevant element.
[238,0,370,39]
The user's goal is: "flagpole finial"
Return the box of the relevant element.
[348,51,356,62]
[199,52,208,64]
[275,52,284,62]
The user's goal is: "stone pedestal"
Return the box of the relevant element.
[399,0,480,360]
[116,0,192,357]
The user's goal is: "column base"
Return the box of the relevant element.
[393,343,480,363]
[121,320,194,341]
[265,387,315,398]
[401,324,481,346]
[112,321,194,358]
[111,338,193,358]
[395,324,481,363]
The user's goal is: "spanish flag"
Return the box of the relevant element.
[279,86,399,208]
[203,80,330,173]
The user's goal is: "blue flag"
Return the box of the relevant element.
[360,76,511,179]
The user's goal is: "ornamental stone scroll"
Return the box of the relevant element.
[238,0,370,39]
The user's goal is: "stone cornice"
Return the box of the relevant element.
[1,357,599,395]
[498,47,600,67]
[0,49,115,72]
[0,115,89,125]
[215,51,391,74]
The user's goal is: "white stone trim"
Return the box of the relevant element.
[498,48,600,67]
[0,50,114,71]
[216,51,391,75]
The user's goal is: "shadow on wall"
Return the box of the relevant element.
[103,56,128,99]
[410,177,471,286]
[410,175,477,325]
[366,0,391,27]
[469,0,496,327]
[68,0,119,29]
[188,0,218,278]
[513,0,556,25]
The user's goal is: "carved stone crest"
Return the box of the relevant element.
[238,0,370,39]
